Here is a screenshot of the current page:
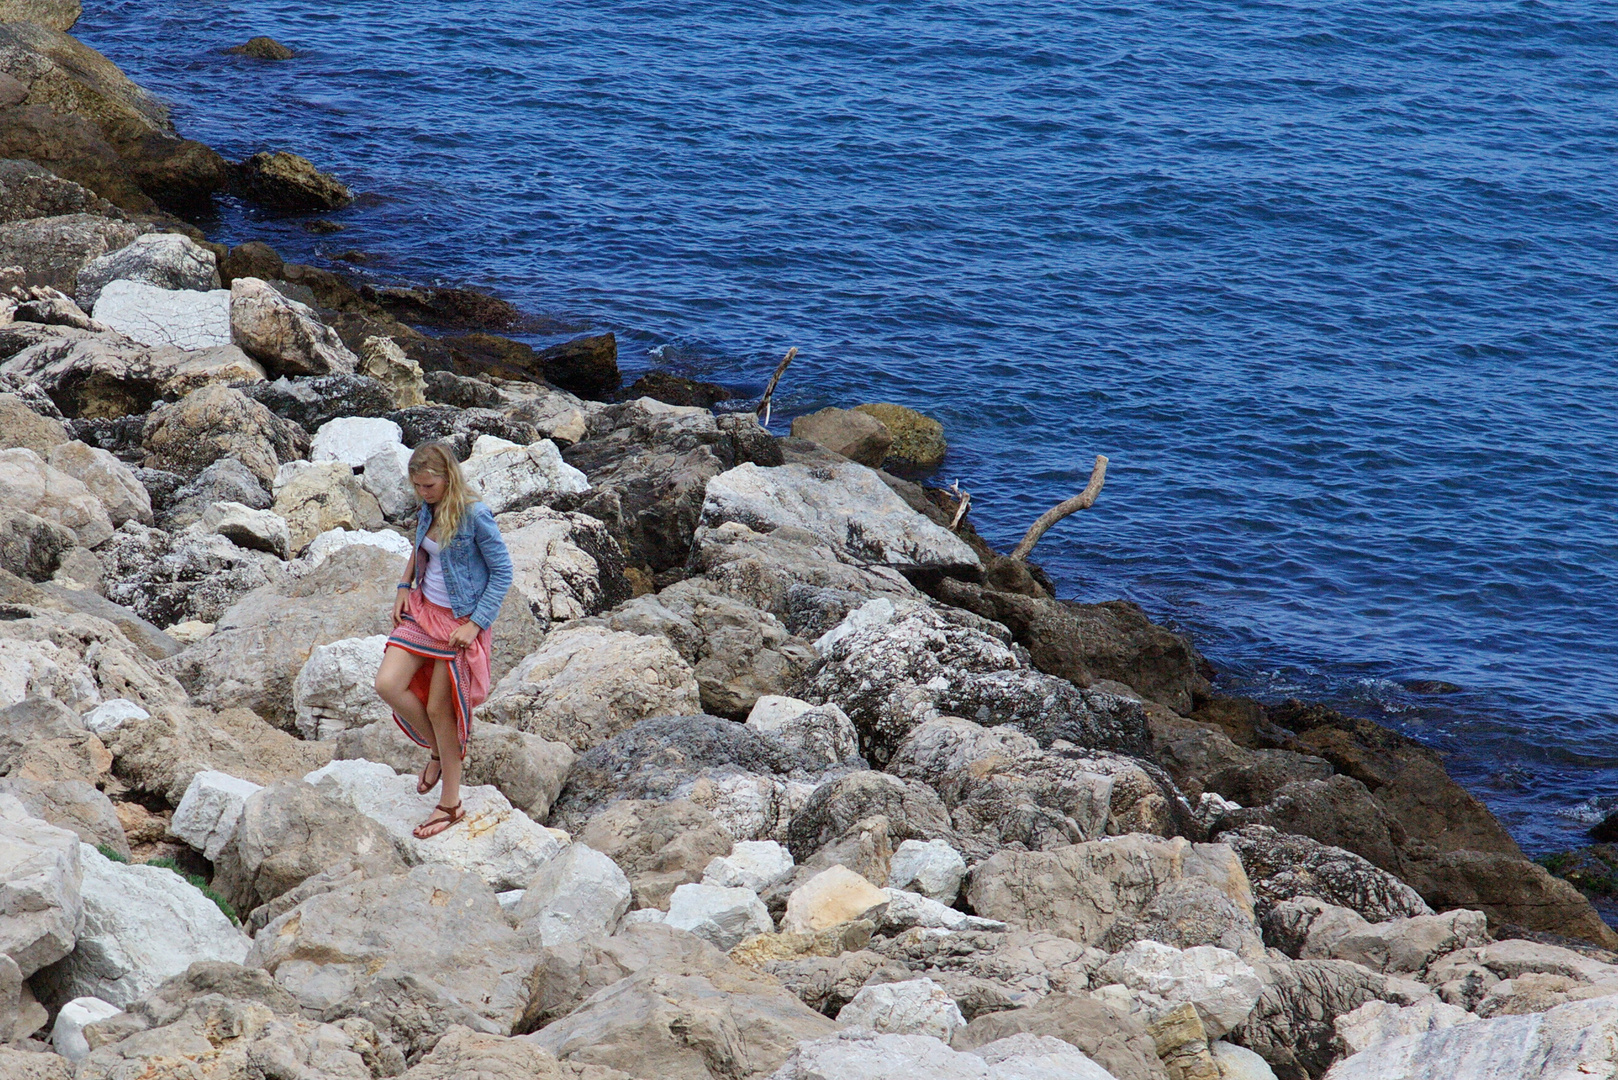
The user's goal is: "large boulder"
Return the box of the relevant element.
[90,280,231,350]
[837,977,966,1041]
[1401,847,1618,948]
[0,157,109,222]
[0,391,69,454]
[967,834,1262,957]
[0,610,186,717]
[334,717,575,823]
[244,372,398,433]
[306,758,564,890]
[229,276,358,376]
[148,342,267,398]
[0,330,158,419]
[952,992,1169,1080]
[34,843,247,1008]
[802,598,1152,766]
[0,447,112,545]
[235,150,351,211]
[397,1025,563,1080]
[141,383,308,483]
[270,462,386,552]
[786,770,955,863]
[0,697,110,789]
[746,696,861,766]
[483,622,703,750]
[579,798,735,909]
[700,461,979,573]
[1218,825,1433,922]
[100,520,289,627]
[310,415,403,468]
[247,864,536,1036]
[512,843,633,947]
[105,704,332,805]
[0,212,139,292]
[498,504,630,624]
[0,795,82,978]
[789,407,892,467]
[549,714,818,838]
[525,952,838,1078]
[536,331,618,397]
[853,402,947,469]
[160,542,399,726]
[291,633,390,741]
[45,439,150,527]
[168,769,260,860]
[155,455,270,529]
[0,775,125,857]
[212,779,406,916]
[1227,957,1418,1079]
[73,230,218,311]
[461,436,589,514]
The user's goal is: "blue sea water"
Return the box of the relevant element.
[78,0,1618,852]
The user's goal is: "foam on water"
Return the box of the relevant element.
[75,0,1618,852]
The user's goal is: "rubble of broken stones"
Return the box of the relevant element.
[4,72,1618,1080]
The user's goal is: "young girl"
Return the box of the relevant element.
[374,441,513,839]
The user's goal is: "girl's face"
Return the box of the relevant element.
[411,472,447,506]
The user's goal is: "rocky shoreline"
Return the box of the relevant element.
[3,6,1618,1079]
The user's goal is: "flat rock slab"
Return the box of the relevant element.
[305,758,564,890]
[92,280,231,351]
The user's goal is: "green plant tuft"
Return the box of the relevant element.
[146,857,240,925]
[96,844,129,864]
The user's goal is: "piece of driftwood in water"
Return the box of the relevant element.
[1010,454,1108,560]
[755,346,798,427]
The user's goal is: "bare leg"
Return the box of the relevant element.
[375,645,439,765]
[425,659,462,812]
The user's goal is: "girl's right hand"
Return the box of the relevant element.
[392,589,408,627]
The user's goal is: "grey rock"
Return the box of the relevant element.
[0,507,75,581]
[157,456,270,529]
[663,881,774,950]
[0,391,69,454]
[888,838,968,904]
[0,795,82,978]
[0,158,112,223]
[953,993,1169,1080]
[243,373,398,433]
[73,231,219,312]
[0,775,126,857]
[1228,957,1420,1080]
[578,798,735,910]
[45,440,151,527]
[0,331,158,419]
[0,212,140,293]
[390,404,537,460]
[837,977,966,1041]
[787,770,955,863]
[0,447,112,546]
[498,503,631,625]
[101,519,288,626]
[513,843,633,946]
[197,500,290,558]
[746,695,861,766]
[104,703,333,806]
[1220,825,1433,923]
[141,383,308,483]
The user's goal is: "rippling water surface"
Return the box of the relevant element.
[79,0,1618,851]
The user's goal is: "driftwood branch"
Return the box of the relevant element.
[947,481,972,530]
[1010,454,1108,560]
[755,346,798,428]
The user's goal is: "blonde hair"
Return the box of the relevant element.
[408,441,474,542]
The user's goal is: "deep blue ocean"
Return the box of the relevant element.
[80,1,1617,853]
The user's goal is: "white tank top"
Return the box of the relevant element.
[418,534,453,609]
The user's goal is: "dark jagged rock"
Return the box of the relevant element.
[64,414,147,457]
[1227,958,1410,1080]
[539,332,619,398]
[424,368,505,410]
[360,283,521,330]
[0,506,74,581]
[242,373,396,432]
[225,36,294,60]
[623,370,732,408]
[0,156,121,224]
[387,404,535,459]
[234,150,351,211]
[156,456,270,529]
[1218,824,1432,922]
[217,240,282,285]
[444,331,540,382]
[785,770,955,863]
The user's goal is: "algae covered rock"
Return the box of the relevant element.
[854,401,947,468]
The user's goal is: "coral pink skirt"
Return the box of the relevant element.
[385,589,492,758]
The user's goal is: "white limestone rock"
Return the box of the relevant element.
[361,443,416,519]
[92,280,232,350]
[170,770,264,861]
[460,437,588,515]
[292,634,391,741]
[50,995,120,1064]
[303,758,564,890]
[36,844,248,1008]
[1097,940,1262,1038]
[769,1029,1116,1080]
[311,416,404,468]
[782,865,889,935]
[971,1033,1119,1080]
[703,840,795,894]
[700,461,980,571]
[197,500,291,558]
[880,888,1007,934]
[75,232,220,312]
[80,698,147,736]
[887,838,967,903]
[745,694,860,765]
[498,504,627,623]
[0,447,114,547]
[838,977,966,1041]
[1334,998,1479,1058]
[303,526,413,567]
[0,795,83,978]
[512,843,632,947]
[663,881,774,950]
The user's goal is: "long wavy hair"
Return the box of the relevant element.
[408,441,473,542]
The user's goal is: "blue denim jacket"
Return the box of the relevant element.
[413,501,513,630]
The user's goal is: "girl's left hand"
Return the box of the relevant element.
[448,621,480,650]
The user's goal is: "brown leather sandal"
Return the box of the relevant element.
[416,754,441,795]
[413,801,463,840]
